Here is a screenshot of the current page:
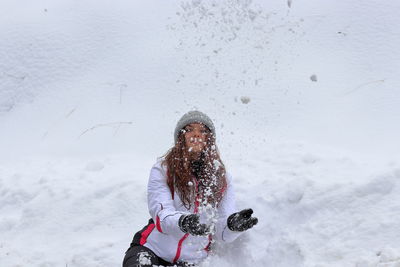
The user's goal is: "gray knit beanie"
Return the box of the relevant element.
[174,111,216,143]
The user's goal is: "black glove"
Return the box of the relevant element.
[227,208,258,232]
[179,214,210,236]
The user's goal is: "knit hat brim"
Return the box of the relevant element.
[174,111,215,143]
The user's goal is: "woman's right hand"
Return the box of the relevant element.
[179,214,210,236]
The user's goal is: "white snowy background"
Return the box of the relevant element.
[1,0,400,266]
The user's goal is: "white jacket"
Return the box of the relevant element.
[140,160,242,264]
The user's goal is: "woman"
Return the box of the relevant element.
[123,111,258,267]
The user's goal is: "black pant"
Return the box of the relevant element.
[123,245,196,267]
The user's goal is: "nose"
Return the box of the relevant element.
[193,129,201,137]
[190,130,202,142]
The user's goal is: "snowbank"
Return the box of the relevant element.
[1,0,399,266]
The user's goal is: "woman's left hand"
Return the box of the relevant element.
[227,208,258,232]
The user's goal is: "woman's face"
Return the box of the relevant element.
[183,123,209,154]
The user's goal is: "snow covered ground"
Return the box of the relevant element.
[1,0,400,266]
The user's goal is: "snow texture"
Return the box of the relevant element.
[0,0,400,266]
[138,251,152,265]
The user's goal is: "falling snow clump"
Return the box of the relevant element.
[240,96,251,104]
[310,74,318,82]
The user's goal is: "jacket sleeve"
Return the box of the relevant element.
[214,172,243,242]
[147,161,189,236]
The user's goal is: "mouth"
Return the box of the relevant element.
[189,138,203,143]
[190,141,204,146]
[188,141,204,151]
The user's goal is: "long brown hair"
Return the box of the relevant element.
[162,126,227,209]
